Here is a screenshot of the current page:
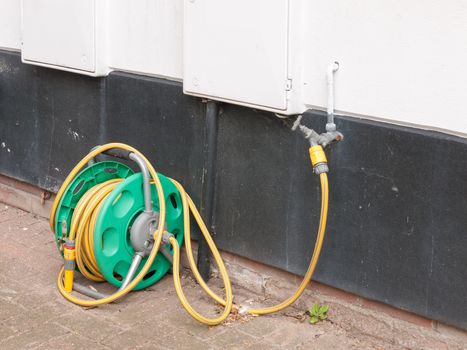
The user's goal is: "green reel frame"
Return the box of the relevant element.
[54,160,184,291]
[94,172,184,290]
[54,161,134,249]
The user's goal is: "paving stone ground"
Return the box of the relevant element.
[0,204,466,349]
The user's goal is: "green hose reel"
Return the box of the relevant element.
[53,160,184,290]
[94,172,183,290]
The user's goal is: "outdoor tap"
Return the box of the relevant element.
[291,115,320,146]
[287,61,343,148]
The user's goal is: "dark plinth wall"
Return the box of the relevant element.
[1,50,467,329]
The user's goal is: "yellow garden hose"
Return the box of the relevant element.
[51,142,329,325]
[71,179,122,282]
[248,172,328,315]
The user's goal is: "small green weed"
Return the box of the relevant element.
[308,303,329,324]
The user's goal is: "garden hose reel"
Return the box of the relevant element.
[53,151,184,292]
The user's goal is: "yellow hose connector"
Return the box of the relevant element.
[63,240,76,293]
[309,145,327,167]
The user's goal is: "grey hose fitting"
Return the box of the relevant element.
[162,231,175,245]
[314,163,329,175]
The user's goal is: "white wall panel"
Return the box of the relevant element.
[22,0,97,72]
[2,0,466,135]
[302,0,467,135]
[107,0,183,80]
[183,0,290,111]
[0,0,21,50]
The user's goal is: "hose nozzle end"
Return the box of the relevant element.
[63,239,76,293]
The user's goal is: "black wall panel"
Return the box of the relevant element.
[0,50,103,191]
[104,72,206,204]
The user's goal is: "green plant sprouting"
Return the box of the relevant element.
[308,303,329,324]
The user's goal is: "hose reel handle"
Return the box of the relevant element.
[102,148,132,160]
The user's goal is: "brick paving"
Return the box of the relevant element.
[1,204,466,349]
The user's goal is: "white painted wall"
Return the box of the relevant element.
[0,0,21,50]
[107,0,183,80]
[22,0,98,73]
[0,0,466,135]
[302,0,467,135]
[183,0,291,111]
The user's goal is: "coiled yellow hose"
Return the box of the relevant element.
[53,143,167,307]
[71,179,122,282]
[51,143,329,325]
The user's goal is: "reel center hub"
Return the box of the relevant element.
[129,210,163,256]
